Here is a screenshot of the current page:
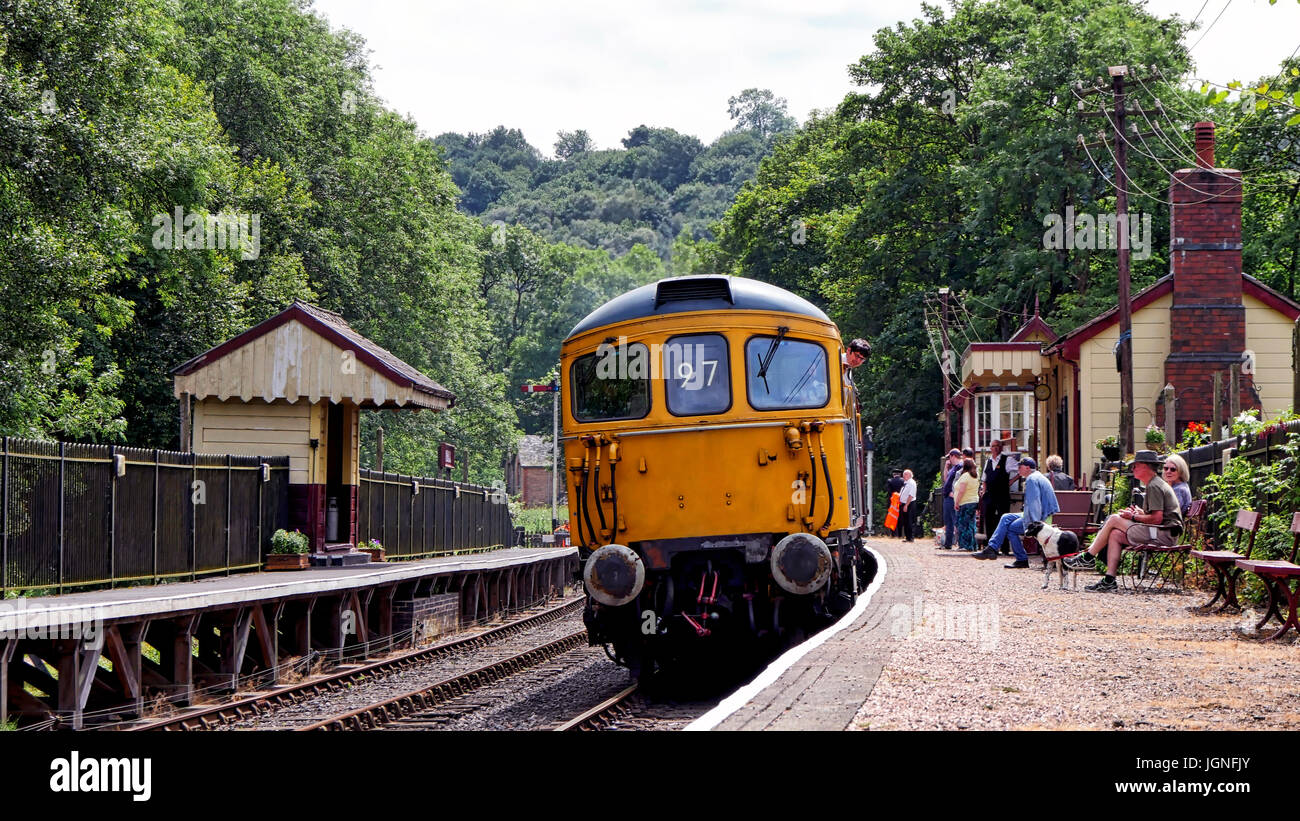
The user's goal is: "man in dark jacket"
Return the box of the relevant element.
[940,449,963,549]
[981,439,1014,550]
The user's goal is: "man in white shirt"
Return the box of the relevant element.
[898,468,917,542]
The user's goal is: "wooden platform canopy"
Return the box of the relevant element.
[173,299,454,409]
[172,300,454,552]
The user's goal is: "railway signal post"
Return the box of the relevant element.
[520,380,560,528]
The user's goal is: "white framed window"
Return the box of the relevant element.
[974,392,1031,451]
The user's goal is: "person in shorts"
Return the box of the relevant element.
[1064,450,1182,592]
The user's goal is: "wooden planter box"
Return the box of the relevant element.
[265,553,311,570]
[359,548,386,563]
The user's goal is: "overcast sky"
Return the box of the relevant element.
[310,0,1300,154]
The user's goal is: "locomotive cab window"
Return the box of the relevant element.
[571,342,651,421]
[745,336,829,410]
[664,333,730,416]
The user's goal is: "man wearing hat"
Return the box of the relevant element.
[1064,450,1183,592]
[973,456,1060,567]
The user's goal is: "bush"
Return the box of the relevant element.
[1198,432,1300,603]
[270,529,310,554]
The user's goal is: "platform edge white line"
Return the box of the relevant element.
[683,545,889,732]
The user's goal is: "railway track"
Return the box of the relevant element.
[554,684,639,731]
[301,628,590,730]
[122,594,585,731]
[552,684,715,731]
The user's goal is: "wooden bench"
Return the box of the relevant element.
[1190,509,1262,612]
[1120,499,1207,592]
[1235,513,1300,640]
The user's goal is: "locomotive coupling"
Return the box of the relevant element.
[770,532,833,595]
[583,544,645,607]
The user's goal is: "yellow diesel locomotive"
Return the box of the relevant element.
[561,275,875,675]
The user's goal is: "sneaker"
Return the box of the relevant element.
[1085,577,1118,593]
[1063,551,1096,571]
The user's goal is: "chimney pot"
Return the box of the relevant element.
[1194,121,1215,169]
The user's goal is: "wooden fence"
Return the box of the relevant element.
[1,437,289,594]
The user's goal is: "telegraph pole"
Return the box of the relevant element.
[938,286,953,449]
[1077,66,1164,455]
[1111,65,1135,455]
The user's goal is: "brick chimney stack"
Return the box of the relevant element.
[1164,120,1253,429]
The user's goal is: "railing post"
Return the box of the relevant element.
[152,449,160,584]
[225,454,232,575]
[109,444,117,589]
[58,441,65,595]
[257,456,264,563]
[1,436,7,596]
[190,451,197,581]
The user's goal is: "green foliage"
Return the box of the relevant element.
[727,89,797,139]
[1110,472,1132,512]
[270,528,309,554]
[434,93,783,259]
[514,506,569,532]
[706,0,1229,494]
[1198,433,1300,603]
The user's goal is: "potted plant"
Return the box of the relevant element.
[1144,424,1166,451]
[1095,434,1121,462]
[358,538,386,563]
[266,528,311,570]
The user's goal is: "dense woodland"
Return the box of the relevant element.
[2,0,1298,499]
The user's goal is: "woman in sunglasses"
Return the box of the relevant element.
[1162,453,1193,516]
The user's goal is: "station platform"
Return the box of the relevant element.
[699,536,1300,731]
[1,546,577,729]
[0,547,576,632]
[697,539,918,731]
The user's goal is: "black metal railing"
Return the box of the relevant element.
[356,469,512,560]
[0,436,290,595]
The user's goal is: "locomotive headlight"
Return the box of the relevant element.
[583,544,645,607]
[771,533,833,595]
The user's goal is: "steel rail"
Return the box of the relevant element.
[300,628,589,731]
[120,596,585,731]
[553,684,639,731]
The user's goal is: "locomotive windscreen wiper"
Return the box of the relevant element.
[755,326,789,393]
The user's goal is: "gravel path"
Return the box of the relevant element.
[851,537,1300,730]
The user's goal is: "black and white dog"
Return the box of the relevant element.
[1024,520,1080,590]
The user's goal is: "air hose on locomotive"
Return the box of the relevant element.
[592,439,607,539]
[818,428,834,535]
[806,427,818,525]
[579,438,597,546]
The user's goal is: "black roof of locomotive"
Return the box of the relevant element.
[565,275,830,340]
